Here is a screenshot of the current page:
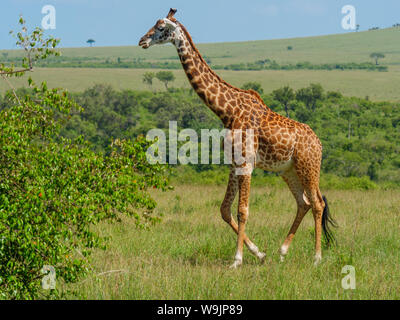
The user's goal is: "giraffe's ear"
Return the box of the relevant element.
[166,8,177,22]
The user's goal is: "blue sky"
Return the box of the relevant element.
[1,0,399,49]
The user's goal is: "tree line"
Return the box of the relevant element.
[2,54,388,72]
[3,82,397,186]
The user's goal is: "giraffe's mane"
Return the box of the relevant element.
[177,22,268,108]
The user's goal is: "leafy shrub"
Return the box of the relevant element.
[0,18,169,299]
[320,174,378,190]
[0,81,170,300]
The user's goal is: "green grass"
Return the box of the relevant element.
[1,66,400,101]
[1,27,400,101]
[65,184,400,299]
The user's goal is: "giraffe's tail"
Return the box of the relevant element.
[321,195,338,246]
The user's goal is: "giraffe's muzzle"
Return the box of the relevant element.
[138,36,151,49]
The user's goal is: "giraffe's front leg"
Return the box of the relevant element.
[230,174,252,269]
[221,169,265,265]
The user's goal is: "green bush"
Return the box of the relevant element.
[0,83,169,299]
[0,18,169,299]
[320,174,378,190]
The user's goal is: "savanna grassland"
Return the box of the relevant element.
[1,20,400,300]
[65,184,400,300]
[1,28,400,100]
[2,66,400,101]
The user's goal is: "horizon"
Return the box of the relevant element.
[1,0,399,50]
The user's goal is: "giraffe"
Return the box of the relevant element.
[139,8,337,268]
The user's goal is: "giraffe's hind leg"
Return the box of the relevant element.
[221,168,266,267]
[294,160,326,265]
[279,166,311,262]
[306,187,325,265]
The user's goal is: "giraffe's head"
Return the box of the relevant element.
[139,8,181,49]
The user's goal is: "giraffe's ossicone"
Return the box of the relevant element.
[139,8,337,268]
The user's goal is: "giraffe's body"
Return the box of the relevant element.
[139,9,336,267]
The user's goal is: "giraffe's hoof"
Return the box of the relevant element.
[258,252,266,263]
[279,245,288,263]
[229,260,242,269]
[313,254,322,266]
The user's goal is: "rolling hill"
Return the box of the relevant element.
[1,27,399,100]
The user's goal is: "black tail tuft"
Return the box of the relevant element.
[321,196,338,246]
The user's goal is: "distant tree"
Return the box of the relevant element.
[117,57,121,64]
[370,52,385,65]
[287,46,293,50]
[86,39,95,47]
[1,52,8,60]
[241,81,264,95]
[142,71,155,89]
[272,86,294,117]
[356,24,360,32]
[295,83,324,111]
[156,71,175,90]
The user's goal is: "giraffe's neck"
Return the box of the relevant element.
[173,24,241,127]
